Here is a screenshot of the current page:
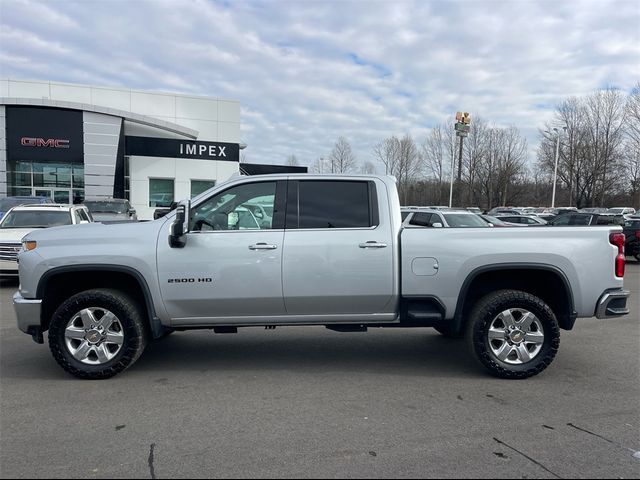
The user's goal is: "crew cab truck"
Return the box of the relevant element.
[13,175,631,379]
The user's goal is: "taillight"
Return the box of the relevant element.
[609,233,625,277]
[635,231,640,240]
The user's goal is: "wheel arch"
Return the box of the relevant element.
[453,263,576,334]
[37,265,165,339]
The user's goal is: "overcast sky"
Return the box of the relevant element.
[1,0,639,170]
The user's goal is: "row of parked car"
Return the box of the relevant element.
[0,197,139,277]
[400,206,640,261]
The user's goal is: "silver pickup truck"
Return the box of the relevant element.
[13,174,631,379]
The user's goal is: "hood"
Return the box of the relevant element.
[0,227,38,242]
[21,217,165,244]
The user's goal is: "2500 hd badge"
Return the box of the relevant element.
[167,277,213,283]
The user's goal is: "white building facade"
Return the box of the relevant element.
[0,79,241,219]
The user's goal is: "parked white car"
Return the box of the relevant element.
[608,207,636,218]
[0,204,93,276]
[402,208,490,228]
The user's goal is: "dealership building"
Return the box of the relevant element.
[0,79,301,220]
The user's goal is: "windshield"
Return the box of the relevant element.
[84,201,128,213]
[0,198,43,211]
[608,208,626,214]
[0,210,72,228]
[444,213,489,227]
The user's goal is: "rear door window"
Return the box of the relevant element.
[409,212,433,227]
[288,180,377,229]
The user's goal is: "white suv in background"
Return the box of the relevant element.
[0,204,93,277]
[608,207,636,218]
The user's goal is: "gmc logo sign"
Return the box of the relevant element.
[21,137,70,149]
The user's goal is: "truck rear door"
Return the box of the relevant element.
[282,179,395,316]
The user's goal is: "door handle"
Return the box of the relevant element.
[249,243,278,250]
[359,241,388,249]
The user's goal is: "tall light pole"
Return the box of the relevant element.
[450,112,470,207]
[546,127,567,208]
[551,128,560,208]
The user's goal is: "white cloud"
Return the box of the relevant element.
[1,0,638,170]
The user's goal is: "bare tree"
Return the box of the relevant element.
[625,84,640,206]
[373,137,400,176]
[421,123,455,204]
[360,161,377,174]
[373,135,423,203]
[461,117,488,206]
[328,136,357,173]
[310,157,328,174]
[538,89,626,207]
[286,154,299,166]
[585,89,626,206]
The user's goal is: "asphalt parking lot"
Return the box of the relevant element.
[1,263,639,479]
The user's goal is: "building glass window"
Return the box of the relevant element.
[7,160,84,203]
[124,156,130,200]
[190,180,216,198]
[149,178,174,207]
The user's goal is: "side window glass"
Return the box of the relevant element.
[409,213,433,227]
[73,210,82,224]
[296,181,372,229]
[554,215,571,225]
[190,182,277,232]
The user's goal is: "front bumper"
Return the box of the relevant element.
[13,291,42,335]
[595,289,631,319]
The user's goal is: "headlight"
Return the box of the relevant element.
[22,240,37,251]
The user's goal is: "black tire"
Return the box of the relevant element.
[48,289,148,379]
[433,324,464,338]
[466,289,560,379]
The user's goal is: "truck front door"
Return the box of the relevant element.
[157,180,287,322]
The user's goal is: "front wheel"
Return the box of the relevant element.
[466,290,560,379]
[48,289,148,379]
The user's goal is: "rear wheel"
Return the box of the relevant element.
[466,290,560,379]
[48,289,147,379]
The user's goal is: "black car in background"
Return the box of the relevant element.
[546,213,624,226]
[623,218,640,261]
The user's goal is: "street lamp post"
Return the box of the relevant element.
[551,128,560,208]
[546,127,567,208]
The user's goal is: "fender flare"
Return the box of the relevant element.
[452,263,576,332]
[36,264,165,338]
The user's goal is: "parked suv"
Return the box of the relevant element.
[495,215,547,226]
[608,207,636,218]
[0,204,93,276]
[83,199,137,223]
[623,218,640,261]
[402,208,490,228]
[547,213,624,226]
